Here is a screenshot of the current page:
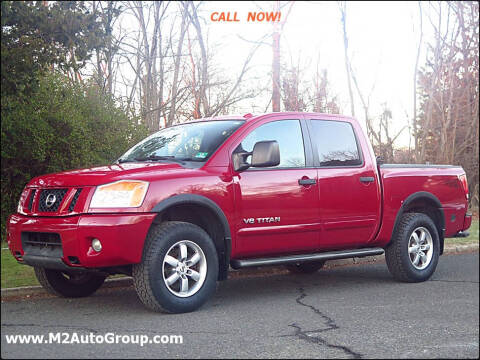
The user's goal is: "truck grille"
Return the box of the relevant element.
[68,188,83,212]
[28,189,36,211]
[20,187,90,215]
[21,232,63,257]
[38,189,68,212]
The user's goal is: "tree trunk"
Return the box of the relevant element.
[340,2,355,117]
[272,1,281,112]
[413,1,423,162]
[167,10,187,126]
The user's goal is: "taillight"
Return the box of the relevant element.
[458,174,469,200]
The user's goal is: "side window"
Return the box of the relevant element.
[239,120,306,168]
[309,120,362,167]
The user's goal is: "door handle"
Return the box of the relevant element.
[298,178,317,186]
[359,176,375,183]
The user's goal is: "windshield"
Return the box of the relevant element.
[118,120,245,163]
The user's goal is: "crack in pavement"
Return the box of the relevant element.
[290,287,362,359]
[289,324,362,359]
[296,288,339,331]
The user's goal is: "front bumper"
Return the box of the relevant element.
[6,213,156,269]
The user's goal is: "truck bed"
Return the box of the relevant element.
[373,163,469,248]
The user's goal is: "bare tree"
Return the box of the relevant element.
[412,1,423,161]
[281,53,340,114]
[90,1,127,94]
[338,1,355,117]
[166,4,188,127]
[349,62,378,145]
[268,1,294,112]
[416,1,479,206]
[179,2,266,119]
[183,2,209,117]
[272,1,281,112]
[350,62,406,162]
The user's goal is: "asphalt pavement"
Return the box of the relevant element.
[1,252,478,359]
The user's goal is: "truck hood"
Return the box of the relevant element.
[28,162,187,187]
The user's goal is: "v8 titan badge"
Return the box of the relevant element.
[243,217,281,224]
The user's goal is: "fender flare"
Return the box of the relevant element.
[391,191,446,254]
[151,194,232,280]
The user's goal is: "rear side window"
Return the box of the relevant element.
[309,120,362,167]
[239,119,305,168]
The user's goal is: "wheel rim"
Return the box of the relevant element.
[408,227,433,270]
[162,240,207,298]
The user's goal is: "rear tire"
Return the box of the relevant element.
[285,261,325,274]
[133,221,218,313]
[34,267,106,298]
[385,213,440,282]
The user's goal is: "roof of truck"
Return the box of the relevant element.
[187,112,356,123]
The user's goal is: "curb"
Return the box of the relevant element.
[1,243,478,300]
[1,276,133,300]
[443,242,479,254]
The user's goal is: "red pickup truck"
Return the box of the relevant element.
[7,112,472,313]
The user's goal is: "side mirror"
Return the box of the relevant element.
[251,140,280,168]
[232,150,251,172]
[232,140,280,172]
[376,156,385,166]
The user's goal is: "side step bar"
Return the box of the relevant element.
[230,247,384,269]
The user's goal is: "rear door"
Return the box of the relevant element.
[232,116,320,258]
[306,118,381,250]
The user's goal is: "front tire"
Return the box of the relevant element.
[34,267,106,298]
[133,222,218,313]
[385,213,440,282]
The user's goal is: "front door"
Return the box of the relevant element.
[232,118,320,258]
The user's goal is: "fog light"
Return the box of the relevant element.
[91,238,102,252]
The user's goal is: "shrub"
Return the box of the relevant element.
[1,72,148,238]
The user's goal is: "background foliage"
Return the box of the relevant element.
[1,1,104,96]
[1,72,147,235]
[1,1,147,236]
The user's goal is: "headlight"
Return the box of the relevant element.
[89,180,149,208]
[17,188,28,214]
[17,198,24,214]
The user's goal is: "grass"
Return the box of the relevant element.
[1,220,478,290]
[1,248,38,289]
[445,219,479,245]
[1,249,126,289]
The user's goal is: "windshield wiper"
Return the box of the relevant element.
[133,155,185,164]
[118,155,197,164]
[176,157,203,162]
